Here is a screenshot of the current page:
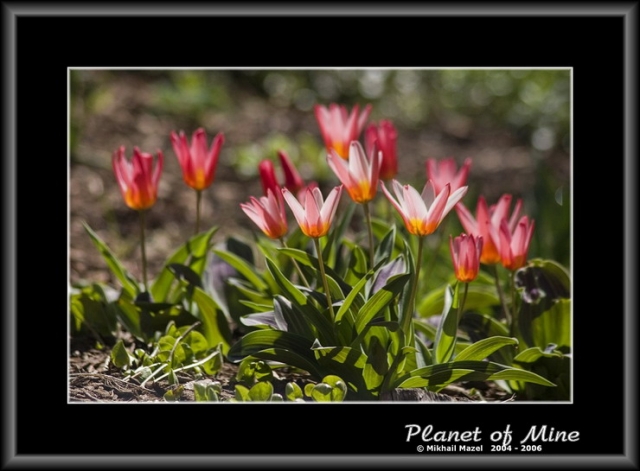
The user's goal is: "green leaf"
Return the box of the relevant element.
[212,249,268,292]
[191,287,232,355]
[513,346,565,363]
[285,382,304,401]
[520,299,571,350]
[227,330,316,363]
[235,384,251,402]
[433,285,456,364]
[310,383,333,402]
[246,348,322,379]
[455,336,519,361]
[110,340,131,369]
[151,226,218,302]
[83,223,139,298]
[418,282,499,317]
[395,360,556,389]
[194,381,220,402]
[163,385,184,401]
[374,224,397,266]
[363,336,387,391]
[249,381,274,402]
[312,344,369,396]
[355,274,410,333]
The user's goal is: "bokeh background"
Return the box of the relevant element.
[69,69,571,288]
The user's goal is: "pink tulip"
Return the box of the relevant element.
[282,186,343,239]
[365,120,398,181]
[450,234,483,283]
[327,141,381,204]
[426,157,472,194]
[455,194,522,265]
[170,128,224,191]
[499,216,535,271]
[381,180,468,237]
[240,189,288,240]
[112,146,163,211]
[314,103,372,159]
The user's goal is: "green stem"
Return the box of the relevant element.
[280,238,310,288]
[509,270,518,338]
[363,201,375,269]
[491,264,510,325]
[195,189,202,235]
[139,210,148,292]
[314,237,335,322]
[457,282,469,325]
[403,236,425,338]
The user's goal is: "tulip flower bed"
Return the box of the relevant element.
[70,80,571,403]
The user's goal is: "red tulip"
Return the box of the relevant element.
[456,194,522,265]
[499,216,535,271]
[450,234,483,283]
[112,146,163,211]
[170,128,224,191]
[365,120,398,181]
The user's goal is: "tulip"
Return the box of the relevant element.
[327,140,381,267]
[327,141,380,205]
[112,145,163,292]
[499,216,535,271]
[455,194,522,265]
[282,185,343,320]
[170,128,224,191]
[450,234,483,283]
[381,180,468,237]
[240,189,288,240]
[258,159,280,198]
[282,185,343,239]
[170,128,224,234]
[277,150,304,194]
[426,157,472,194]
[112,146,163,211]
[365,120,398,181]
[314,103,372,159]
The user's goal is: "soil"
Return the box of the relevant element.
[69,71,568,403]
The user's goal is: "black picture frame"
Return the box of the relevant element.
[3,3,635,468]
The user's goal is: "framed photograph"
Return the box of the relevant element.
[4,4,633,468]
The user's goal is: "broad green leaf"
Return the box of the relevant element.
[110,340,131,369]
[265,258,307,306]
[113,298,144,341]
[363,336,387,391]
[355,274,410,333]
[83,223,139,298]
[249,381,274,402]
[513,346,565,363]
[278,247,353,295]
[455,336,518,361]
[194,381,219,402]
[213,249,268,292]
[227,279,271,304]
[312,344,369,396]
[285,382,303,401]
[520,299,571,350]
[227,330,316,363]
[418,282,499,317]
[310,383,333,402]
[394,360,556,389]
[151,226,218,302]
[235,384,251,402]
[168,264,203,288]
[192,287,232,355]
[246,348,322,379]
[433,285,456,364]
[374,224,397,267]
[163,385,184,401]
[335,269,371,323]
